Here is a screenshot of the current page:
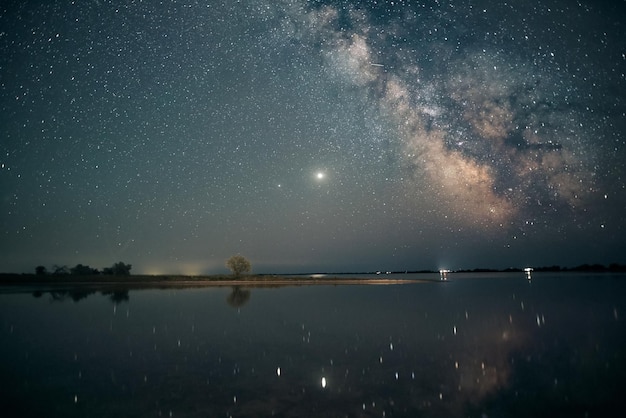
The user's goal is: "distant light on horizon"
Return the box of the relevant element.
[144,269,164,276]
[525,267,533,280]
[142,261,220,276]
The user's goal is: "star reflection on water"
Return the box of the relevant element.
[0,273,625,417]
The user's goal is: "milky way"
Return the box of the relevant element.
[299,2,604,228]
[1,0,624,273]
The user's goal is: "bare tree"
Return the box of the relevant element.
[226,255,251,277]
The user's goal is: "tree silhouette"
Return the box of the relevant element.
[103,261,132,276]
[226,255,251,277]
[35,265,47,275]
[52,265,69,275]
[70,264,98,275]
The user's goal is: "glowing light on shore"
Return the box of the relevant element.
[144,267,165,275]
[321,377,327,388]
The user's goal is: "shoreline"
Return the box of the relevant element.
[0,274,438,289]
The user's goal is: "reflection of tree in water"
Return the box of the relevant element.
[226,286,251,308]
[47,289,96,302]
[31,289,129,304]
[102,290,129,304]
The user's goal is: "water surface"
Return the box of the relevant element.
[1,273,625,417]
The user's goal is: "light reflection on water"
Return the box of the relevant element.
[1,273,625,417]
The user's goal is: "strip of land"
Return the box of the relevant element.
[0,273,436,289]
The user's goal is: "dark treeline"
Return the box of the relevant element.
[1,262,625,280]
[35,261,132,276]
[296,263,626,275]
[451,263,626,273]
[366,263,626,275]
[532,263,626,272]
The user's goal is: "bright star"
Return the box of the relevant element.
[316,172,325,180]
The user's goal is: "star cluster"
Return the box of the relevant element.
[1,0,625,273]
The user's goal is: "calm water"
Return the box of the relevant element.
[1,273,625,417]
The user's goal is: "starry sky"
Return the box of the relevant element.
[1,0,625,275]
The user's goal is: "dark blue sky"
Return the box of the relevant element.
[1,0,625,274]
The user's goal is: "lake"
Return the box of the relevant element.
[1,272,625,417]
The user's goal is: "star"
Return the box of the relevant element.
[0,0,623,274]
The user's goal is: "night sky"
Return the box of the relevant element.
[1,0,625,275]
